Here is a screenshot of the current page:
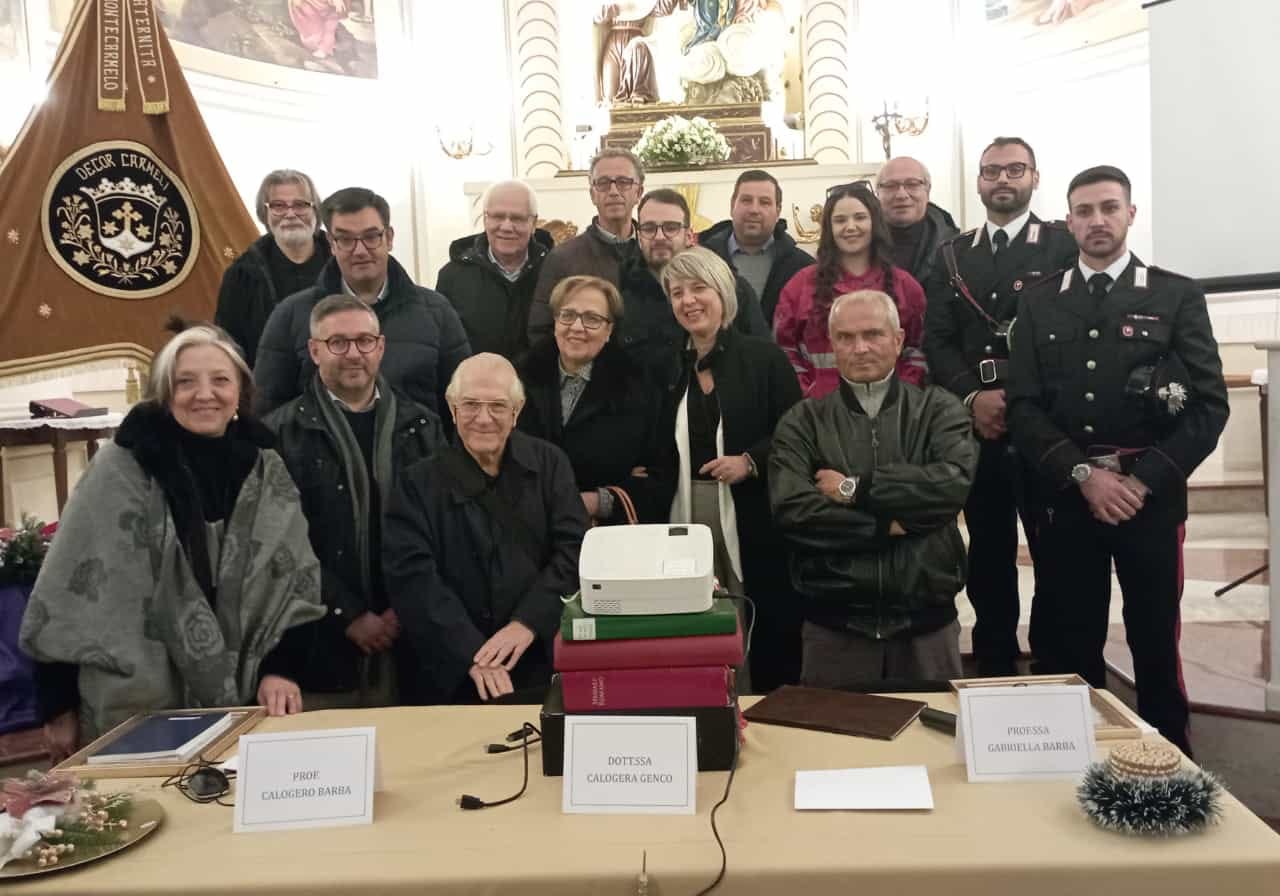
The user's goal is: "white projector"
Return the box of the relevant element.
[579,524,715,615]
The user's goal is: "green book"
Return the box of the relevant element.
[560,596,739,641]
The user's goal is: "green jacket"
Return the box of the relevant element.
[769,377,977,639]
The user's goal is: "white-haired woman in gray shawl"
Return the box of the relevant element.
[21,322,325,760]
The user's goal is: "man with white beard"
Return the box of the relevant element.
[216,169,332,367]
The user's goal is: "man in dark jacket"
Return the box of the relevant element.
[215,169,331,367]
[527,149,644,342]
[923,137,1078,676]
[876,156,960,288]
[384,354,587,702]
[254,187,471,416]
[265,296,445,706]
[617,188,768,381]
[771,289,977,685]
[436,180,552,360]
[698,169,814,327]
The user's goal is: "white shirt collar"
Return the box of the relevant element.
[1078,250,1133,289]
[984,210,1031,250]
[341,277,390,302]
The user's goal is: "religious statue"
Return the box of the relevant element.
[595,1,684,105]
[685,0,767,50]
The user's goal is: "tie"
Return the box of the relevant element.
[1088,272,1113,300]
[992,228,1009,257]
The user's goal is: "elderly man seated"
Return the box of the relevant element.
[770,290,977,685]
[383,353,587,702]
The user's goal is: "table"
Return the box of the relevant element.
[16,694,1280,895]
[0,414,122,524]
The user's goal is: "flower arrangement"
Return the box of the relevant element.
[0,771,134,870]
[0,516,58,588]
[632,115,732,167]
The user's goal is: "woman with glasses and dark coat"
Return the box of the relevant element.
[659,247,803,693]
[517,275,674,525]
[773,182,929,397]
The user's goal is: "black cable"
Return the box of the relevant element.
[458,722,540,810]
[694,735,741,896]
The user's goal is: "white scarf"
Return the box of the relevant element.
[669,388,743,583]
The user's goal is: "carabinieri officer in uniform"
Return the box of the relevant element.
[924,136,1077,677]
[1005,165,1228,756]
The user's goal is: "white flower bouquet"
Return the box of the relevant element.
[631,115,732,166]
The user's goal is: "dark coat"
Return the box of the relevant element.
[527,220,642,343]
[1006,257,1229,523]
[902,202,960,289]
[770,378,978,638]
[517,337,674,524]
[383,432,587,702]
[614,257,770,384]
[924,214,1077,399]
[697,218,814,327]
[436,229,553,361]
[253,256,472,417]
[264,384,445,693]
[215,233,331,367]
[660,328,803,690]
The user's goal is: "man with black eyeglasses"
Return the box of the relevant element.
[615,188,768,380]
[216,169,331,367]
[527,149,645,342]
[266,295,445,707]
[254,186,472,417]
[923,136,1077,678]
[437,180,553,360]
[876,156,958,287]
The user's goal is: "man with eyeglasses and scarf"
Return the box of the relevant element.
[527,149,646,342]
[923,136,1077,678]
[266,295,445,707]
[255,187,472,417]
[615,188,768,381]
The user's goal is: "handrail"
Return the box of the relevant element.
[1199,271,1280,295]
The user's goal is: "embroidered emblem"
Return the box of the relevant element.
[1122,325,1134,337]
[971,228,982,248]
[223,246,235,260]
[41,140,201,300]
[38,304,52,318]
[1013,279,1024,292]
[1027,222,1041,244]
[5,229,18,245]
[1135,267,1148,289]
[1060,269,1073,292]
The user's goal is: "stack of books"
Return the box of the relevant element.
[539,596,744,776]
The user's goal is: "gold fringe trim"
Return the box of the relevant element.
[0,344,154,388]
[97,98,126,112]
[142,101,169,116]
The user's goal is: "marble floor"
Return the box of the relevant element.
[958,511,1274,712]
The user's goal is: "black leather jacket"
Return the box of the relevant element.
[770,378,977,638]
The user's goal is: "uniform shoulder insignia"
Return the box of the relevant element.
[1146,265,1193,282]
[949,228,978,244]
[1041,219,1069,231]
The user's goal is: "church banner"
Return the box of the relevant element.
[0,0,256,382]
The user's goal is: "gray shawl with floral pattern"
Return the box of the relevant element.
[20,442,325,740]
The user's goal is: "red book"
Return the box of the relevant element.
[559,666,733,711]
[552,621,744,672]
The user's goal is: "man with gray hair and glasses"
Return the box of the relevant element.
[384,354,587,702]
[876,156,959,288]
[528,148,645,342]
[216,169,331,366]
[437,180,553,360]
[771,290,977,685]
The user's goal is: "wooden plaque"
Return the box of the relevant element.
[54,706,267,779]
[949,674,1144,741]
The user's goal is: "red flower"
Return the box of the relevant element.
[40,522,58,539]
[0,528,14,543]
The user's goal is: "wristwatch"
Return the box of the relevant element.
[837,475,859,502]
[1070,463,1093,484]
